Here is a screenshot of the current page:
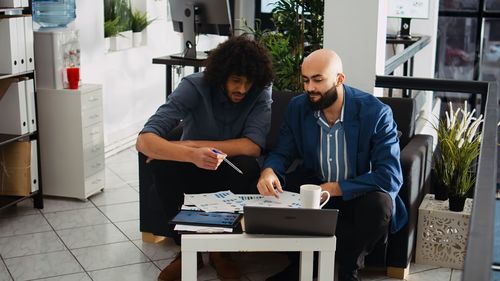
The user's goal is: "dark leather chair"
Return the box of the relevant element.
[138,93,433,279]
[365,97,433,279]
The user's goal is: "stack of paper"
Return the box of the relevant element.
[175,191,301,233]
[183,190,301,213]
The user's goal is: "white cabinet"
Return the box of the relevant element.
[37,84,105,199]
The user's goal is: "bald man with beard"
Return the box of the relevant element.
[257,49,408,281]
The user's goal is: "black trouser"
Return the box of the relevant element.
[285,170,393,273]
[150,156,260,245]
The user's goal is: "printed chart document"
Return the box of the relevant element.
[184,190,301,213]
[176,191,301,233]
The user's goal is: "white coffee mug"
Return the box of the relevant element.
[300,184,330,209]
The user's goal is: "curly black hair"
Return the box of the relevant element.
[204,35,274,90]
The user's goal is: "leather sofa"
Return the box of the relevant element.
[138,91,433,278]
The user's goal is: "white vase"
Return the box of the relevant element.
[109,36,119,51]
[118,30,133,50]
[104,37,110,52]
[133,32,142,47]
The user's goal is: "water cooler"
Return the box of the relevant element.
[34,28,79,89]
[33,0,79,89]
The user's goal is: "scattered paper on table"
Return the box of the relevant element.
[184,190,301,213]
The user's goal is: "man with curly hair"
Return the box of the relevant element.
[136,35,274,281]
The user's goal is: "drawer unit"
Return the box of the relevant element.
[37,84,105,199]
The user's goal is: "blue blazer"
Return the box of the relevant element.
[263,85,408,233]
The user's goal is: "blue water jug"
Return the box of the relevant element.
[32,0,76,28]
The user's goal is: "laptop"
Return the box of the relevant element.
[243,206,339,236]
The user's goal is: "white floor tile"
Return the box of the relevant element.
[107,161,138,182]
[406,267,452,281]
[0,231,65,259]
[40,197,94,214]
[89,186,138,206]
[450,269,463,281]
[126,179,140,191]
[153,257,174,271]
[4,251,82,281]
[34,272,92,281]
[0,214,52,238]
[44,208,110,230]
[98,202,139,222]
[115,220,141,241]
[106,149,137,166]
[0,260,12,281]
[89,262,159,281]
[132,239,179,261]
[410,262,440,274]
[104,168,129,190]
[56,224,128,249]
[71,241,148,271]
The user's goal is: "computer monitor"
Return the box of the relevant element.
[169,0,232,60]
[387,0,430,39]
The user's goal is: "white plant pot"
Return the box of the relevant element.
[118,30,133,50]
[133,32,142,47]
[105,37,110,52]
[109,36,119,51]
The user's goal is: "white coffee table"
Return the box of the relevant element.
[181,233,336,281]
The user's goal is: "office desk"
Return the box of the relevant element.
[182,233,336,281]
[152,55,207,99]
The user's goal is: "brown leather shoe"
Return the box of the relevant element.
[209,252,241,280]
[158,252,204,281]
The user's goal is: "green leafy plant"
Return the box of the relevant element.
[104,0,132,32]
[243,0,324,92]
[104,17,120,38]
[130,9,155,33]
[433,101,483,197]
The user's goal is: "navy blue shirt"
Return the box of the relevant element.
[141,72,272,149]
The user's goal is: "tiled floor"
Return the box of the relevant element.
[0,147,463,281]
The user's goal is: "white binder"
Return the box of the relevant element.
[0,17,20,74]
[24,16,34,71]
[25,79,37,133]
[0,0,21,8]
[30,139,39,193]
[16,16,27,72]
[21,0,28,7]
[0,80,28,135]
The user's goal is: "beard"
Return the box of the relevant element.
[307,85,338,111]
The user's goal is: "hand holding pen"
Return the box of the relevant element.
[189,147,226,170]
[212,149,244,174]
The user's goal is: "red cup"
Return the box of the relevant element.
[67,67,80,89]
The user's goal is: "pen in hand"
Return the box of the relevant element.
[212,149,244,174]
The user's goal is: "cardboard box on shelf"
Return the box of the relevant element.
[0,140,31,196]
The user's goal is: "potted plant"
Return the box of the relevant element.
[104,0,132,50]
[104,17,120,51]
[243,0,324,92]
[130,9,154,47]
[432,101,483,211]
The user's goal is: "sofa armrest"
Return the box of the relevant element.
[138,123,183,236]
[386,134,433,267]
